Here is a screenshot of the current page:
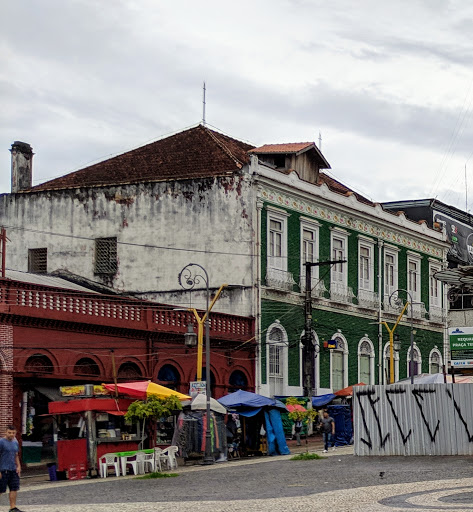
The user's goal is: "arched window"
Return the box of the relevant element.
[229,370,248,392]
[358,337,375,384]
[429,348,442,374]
[157,364,180,391]
[267,322,288,397]
[383,342,399,384]
[407,343,422,378]
[330,332,349,391]
[74,358,100,376]
[25,354,54,373]
[117,362,142,379]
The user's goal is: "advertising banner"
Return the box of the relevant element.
[189,380,206,397]
[433,210,473,264]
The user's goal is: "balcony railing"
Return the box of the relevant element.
[428,306,444,323]
[299,275,327,298]
[357,289,379,308]
[0,278,253,342]
[266,267,296,291]
[329,283,354,304]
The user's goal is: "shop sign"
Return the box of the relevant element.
[60,385,108,396]
[189,381,206,397]
[449,327,473,367]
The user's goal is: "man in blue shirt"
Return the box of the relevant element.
[0,425,22,512]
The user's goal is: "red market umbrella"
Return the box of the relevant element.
[286,404,306,413]
[334,382,367,397]
[103,380,190,400]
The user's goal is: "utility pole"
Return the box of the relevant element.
[302,260,346,399]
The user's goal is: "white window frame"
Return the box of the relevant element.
[429,261,442,309]
[267,208,289,271]
[329,331,349,391]
[266,322,288,397]
[330,229,348,288]
[407,342,422,378]
[300,218,320,289]
[384,246,399,300]
[357,336,375,385]
[358,238,374,292]
[383,342,399,384]
[407,252,422,303]
[429,347,443,374]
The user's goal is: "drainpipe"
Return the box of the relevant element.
[255,196,264,393]
[377,239,384,384]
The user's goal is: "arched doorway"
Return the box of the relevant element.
[74,357,100,377]
[228,370,248,392]
[157,364,180,391]
[117,362,142,380]
[25,354,54,373]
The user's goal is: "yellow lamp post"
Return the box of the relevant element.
[379,301,409,384]
[189,283,227,381]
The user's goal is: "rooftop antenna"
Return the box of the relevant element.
[318,131,322,151]
[465,162,468,213]
[202,81,206,126]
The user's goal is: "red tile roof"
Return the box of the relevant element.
[249,143,313,154]
[31,125,255,192]
[318,172,374,206]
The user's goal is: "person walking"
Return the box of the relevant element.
[0,425,22,512]
[321,410,335,453]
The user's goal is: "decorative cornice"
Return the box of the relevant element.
[260,187,443,259]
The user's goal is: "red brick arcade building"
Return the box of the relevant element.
[0,275,255,440]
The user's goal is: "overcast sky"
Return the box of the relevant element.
[3,0,473,210]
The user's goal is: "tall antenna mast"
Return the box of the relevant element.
[202,82,206,126]
[318,131,322,150]
[465,162,468,213]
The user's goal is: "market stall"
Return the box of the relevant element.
[172,394,227,463]
[48,397,138,476]
[218,390,290,456]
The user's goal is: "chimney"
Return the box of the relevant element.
[10,141,33,193]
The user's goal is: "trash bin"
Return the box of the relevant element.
[47,463,57,481]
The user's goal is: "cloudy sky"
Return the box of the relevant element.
[3,0,473,210]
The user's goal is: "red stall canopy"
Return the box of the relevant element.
[48,398,134,415]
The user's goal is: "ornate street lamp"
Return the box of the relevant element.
[178,263,214,465]
[389,288,416,385]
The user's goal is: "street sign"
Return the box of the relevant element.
[189,381,206,397]
[449,327,473,367]
[327,340,338,349]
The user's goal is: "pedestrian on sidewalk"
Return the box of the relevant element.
[0,424,23,512]
[321,410,335,453]
[294,420,303,446]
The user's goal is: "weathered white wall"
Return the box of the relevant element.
[0,174,256,317]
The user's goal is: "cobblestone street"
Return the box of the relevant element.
[8,446,473,511]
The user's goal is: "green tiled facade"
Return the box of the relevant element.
[259,193,445,392]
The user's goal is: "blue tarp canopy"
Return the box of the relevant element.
[218,390,287,410]
[312,393,336,407]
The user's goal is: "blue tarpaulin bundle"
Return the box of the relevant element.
[327,404,353,447]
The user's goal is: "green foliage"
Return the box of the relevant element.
[291,452,325,461]
[136,472,178,479]
[125,394,182,423]
[286,397,318,423]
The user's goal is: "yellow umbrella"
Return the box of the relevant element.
[103,380,191,400]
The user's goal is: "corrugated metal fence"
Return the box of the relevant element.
[353,384,473,456]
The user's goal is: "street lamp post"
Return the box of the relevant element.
[178,263,216,465]
[389,289,416,385]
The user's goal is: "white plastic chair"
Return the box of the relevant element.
[142,451,155,473]
[123,451,145,475]
[153,447,163,472]
[99,453,120,478]
[159,446,178,470]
